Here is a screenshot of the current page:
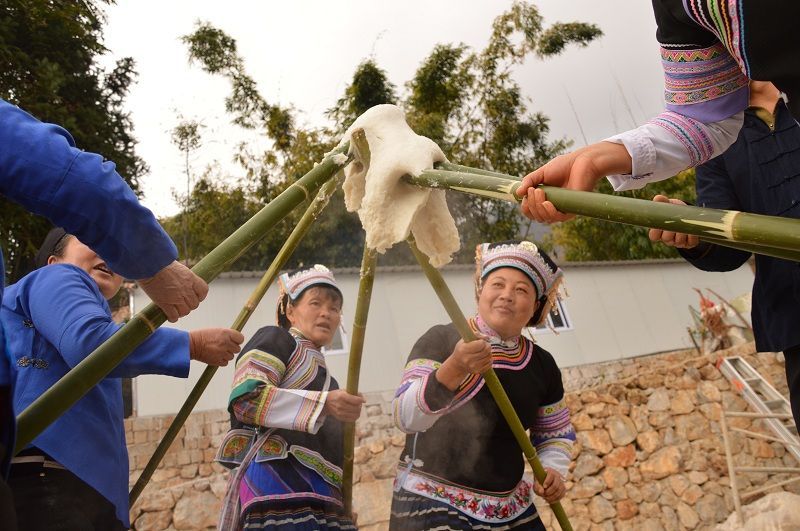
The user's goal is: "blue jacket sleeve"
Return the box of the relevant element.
[678,157,751,271]
[0,99,177,279]
[25,266,189,379]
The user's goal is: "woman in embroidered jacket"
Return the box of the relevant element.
[518,0,800,224]
[3,229,243,530]
[390,240,575,530]
[217,265,365,530]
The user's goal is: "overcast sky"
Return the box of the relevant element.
[100,0,664,217]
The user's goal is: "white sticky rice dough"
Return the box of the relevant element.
[339,104,460,267]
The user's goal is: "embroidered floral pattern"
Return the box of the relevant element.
[223,434,252,458]
[256,435,288,461]
[215,429,256,468]
[401,470,533,523]
[291,446,343,488]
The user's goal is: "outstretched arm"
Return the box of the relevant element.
[517,1,749,223]
[0,99,207,320]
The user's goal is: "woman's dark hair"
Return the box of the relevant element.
[34,228,74,268]
[276,285,343,330]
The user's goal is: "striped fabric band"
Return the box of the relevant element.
[682,0,749,76]
[229,338,327,434]
[648,111,715,167]
[662,42,748,106]
[530,398,576,464]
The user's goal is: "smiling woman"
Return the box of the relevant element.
[390,240,576,530]
[41,230,123,299]
[1,228,243,530]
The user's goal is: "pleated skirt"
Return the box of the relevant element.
[237,455,356,530]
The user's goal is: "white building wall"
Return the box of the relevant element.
[131,260,753,416]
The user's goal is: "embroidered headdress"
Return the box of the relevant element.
[475,240,564,327]
[276,264,342,328]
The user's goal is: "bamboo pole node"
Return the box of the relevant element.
[139,314,157,333]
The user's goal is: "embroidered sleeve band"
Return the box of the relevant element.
[662,43,748,122]
[393,358,483,433]
[530,398,575,478]
[604,111,743,190]
[229,348,327,434]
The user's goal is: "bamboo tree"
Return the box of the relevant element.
[15,143,351,454]
[407,237,573,531]
[404,169,800,262]
[129,174,343,505]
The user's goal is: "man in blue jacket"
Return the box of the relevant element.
[648,81,800,434]
[0,98,211,526]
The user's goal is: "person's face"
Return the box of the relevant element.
[286,286,342,347]
[477,268,538,339]
[48,237,123,300]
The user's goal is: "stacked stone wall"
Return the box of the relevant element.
[128,342,797,530]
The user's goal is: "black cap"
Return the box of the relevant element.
[34,227,68,268]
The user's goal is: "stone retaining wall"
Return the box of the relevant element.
[128,342,797,530]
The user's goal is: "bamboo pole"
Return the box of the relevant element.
[741,475,800,499]
[341,246,377,515]
[725,412,794,419]
[736,466,800,473]
[407,237,573,531]
[730,427,800,447]
[720,410,744,524]
[129,174,343,505]
[402,169,800,262]
[15,143,351,454]
[341,128,378,515]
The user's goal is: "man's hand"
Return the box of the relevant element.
[648,195,700,249]
[517,142,632,223]
[323,390,366,423]
[138,261,209,322]
[533,467,566,503]
[188,328,244,367]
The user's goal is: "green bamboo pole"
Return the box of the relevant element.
[691,235,800,263]
[15,143,351,454]
[403,169,800,262]
[340,128,378,515]
[129,174,343,505]
[341,246,377,515]
[407,237,573,531]
[435,161,513,180]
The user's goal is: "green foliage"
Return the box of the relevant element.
[328,59,397,131]
[537,22,604,56]
[547,169,699,261]
[0,0,145,282]
[162,173,259,264]
[401,1,601,261]
[170,2,601,269]
[182,22,294,150]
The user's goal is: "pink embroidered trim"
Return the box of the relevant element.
[648,111,715,167]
